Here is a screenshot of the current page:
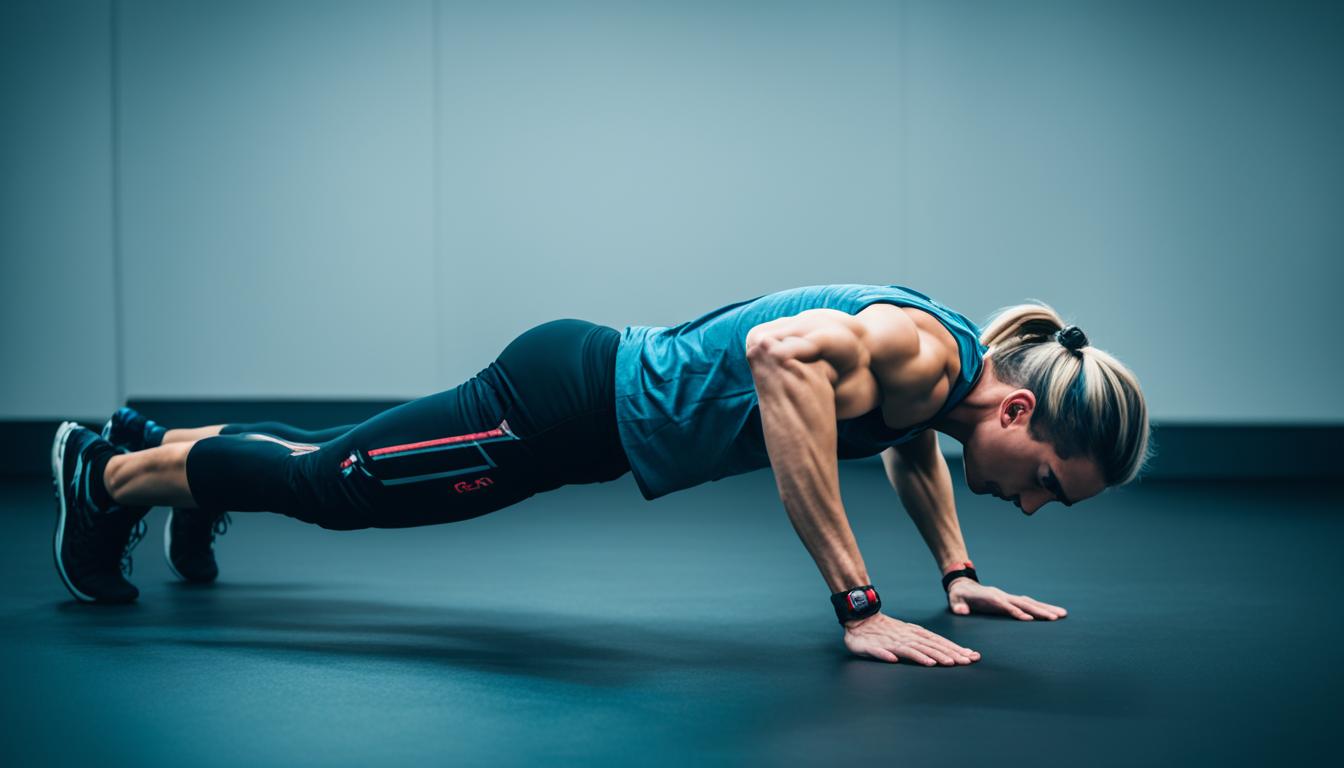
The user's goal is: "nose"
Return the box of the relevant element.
[1003,493,1045,516]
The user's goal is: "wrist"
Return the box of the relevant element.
[941,558,975,577]
[842,611,881,631]
[940,560,979,593]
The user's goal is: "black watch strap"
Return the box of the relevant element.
[831,585,881,625]
[942,564,980,592]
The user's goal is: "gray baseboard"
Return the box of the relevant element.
[3,401,1340,480]
[1137,423,1339,480]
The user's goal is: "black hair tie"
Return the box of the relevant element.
[1056,325,1088,352]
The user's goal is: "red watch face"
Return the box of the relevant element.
[848,590,869,611]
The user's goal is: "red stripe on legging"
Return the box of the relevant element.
[368,428,506,457]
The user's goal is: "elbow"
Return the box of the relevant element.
[746,335,788,377]
[745,332,777,362]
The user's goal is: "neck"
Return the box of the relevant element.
[930,354,1011,446]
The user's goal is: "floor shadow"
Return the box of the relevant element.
[48,584,813,687]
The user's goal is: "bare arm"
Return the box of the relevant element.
[880,432,974,586]
[882,434,1070,623]
[746,312,879,594]
[746,308,981,666]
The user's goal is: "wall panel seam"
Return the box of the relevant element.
[110,0,125,408]
[432,0,444,389]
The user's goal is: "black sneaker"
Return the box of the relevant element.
[101,406,165,452]
[164,508,231,584]
[51,422,151,604]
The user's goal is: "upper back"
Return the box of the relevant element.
[743,302,961,428]
[613,283,987,499]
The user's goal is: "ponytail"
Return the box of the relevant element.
[980,301,1153,486]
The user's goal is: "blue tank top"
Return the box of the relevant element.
[613,284,987,500]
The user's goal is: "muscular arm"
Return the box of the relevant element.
[748,308,982,665]
[747,329,870,593]
[881,432,974,585]
[745,308,906,594]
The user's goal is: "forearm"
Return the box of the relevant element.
[751,350,870,593]
[887,447,972,579]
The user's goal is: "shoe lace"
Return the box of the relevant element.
[120,517,148,576]
[211,512,232,541]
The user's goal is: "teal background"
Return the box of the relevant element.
[3,5,1342,765]
[3,0,1342,426]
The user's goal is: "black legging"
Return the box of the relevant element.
[184,319,630,530]
[220,421,358,444]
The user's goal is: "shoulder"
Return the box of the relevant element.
[854,305,957,373]
[742,303,957,377]
[855,304,960,421]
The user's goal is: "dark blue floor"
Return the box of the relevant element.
[2,462,1339,766]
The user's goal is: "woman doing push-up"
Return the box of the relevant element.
[50,283,1150,667]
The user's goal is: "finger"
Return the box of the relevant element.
[917,641,973,666]
[904,624,978,658]
[897,646,939,667]
[1014,595,1054,616]
[849,640,899,663]
[916,632,976,661]
[910,642,958,666]
[1016,597,1062,620]
[947,640,977,661]
[870,647,900,663]
[916,628,978,658]
[1001,600,1034,620]
[1029,599,1068,619]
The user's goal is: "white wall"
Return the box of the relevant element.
[2,0,1340,423]
[0,0,119,419]
[117,0,439,399]
[435,0,905,370]
[900,0,1344,423]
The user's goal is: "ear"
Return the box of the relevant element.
[999,389,1037,428]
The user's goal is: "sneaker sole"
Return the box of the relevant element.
[51,421,96,603]
[163,509,186,581]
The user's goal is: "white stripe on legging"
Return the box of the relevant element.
[240,432,320,455]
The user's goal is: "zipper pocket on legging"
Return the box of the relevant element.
[338,420,522,486]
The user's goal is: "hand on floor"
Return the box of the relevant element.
[842,611,981,666]
[946,580,1067,621]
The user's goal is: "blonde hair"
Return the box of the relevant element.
[979,301,1153,486]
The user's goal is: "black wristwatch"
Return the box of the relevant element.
[831,585,882,625]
